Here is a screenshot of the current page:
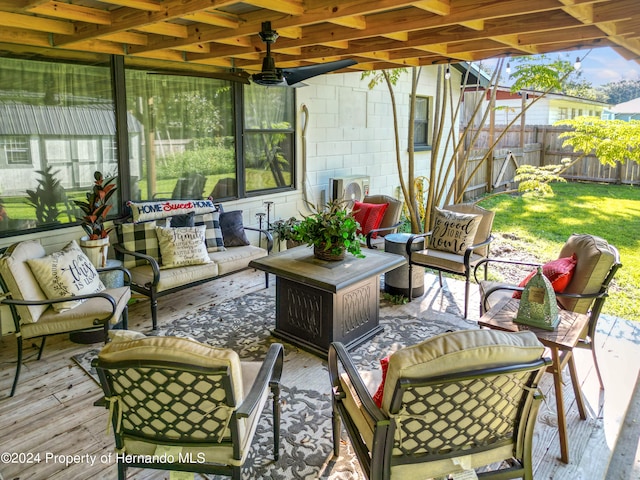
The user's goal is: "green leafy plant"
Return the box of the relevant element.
[73,171,117,239]
[271,216,301,244]
[25,165,67,225]
[292,199,364,258]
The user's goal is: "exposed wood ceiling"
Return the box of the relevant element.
[0,0,639,76]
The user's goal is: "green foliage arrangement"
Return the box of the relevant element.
[73,171,117,239]
[292,199,364,258]
[271,216,300,243]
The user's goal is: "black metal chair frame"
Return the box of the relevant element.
[328,341,551,480]
[93,342,284,480]
[473,247,622,389]
[0,257,131,397]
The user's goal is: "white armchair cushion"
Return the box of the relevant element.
[0,240,48,323]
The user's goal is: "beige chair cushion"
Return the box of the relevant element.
[0,240,49,323]
[381,329,544,411]
[557,234,616,313]
[20,286,131,339]
[211,245,268,276]
[363,194,403,237]
[99,336,245,402]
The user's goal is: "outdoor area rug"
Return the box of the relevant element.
[71,291,478,479]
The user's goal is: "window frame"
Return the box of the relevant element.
[413,95,432,151]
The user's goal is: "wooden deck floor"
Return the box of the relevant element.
[0,269,638,479]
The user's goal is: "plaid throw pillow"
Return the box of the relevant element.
[195,211,226,252]
[117,221,161,269]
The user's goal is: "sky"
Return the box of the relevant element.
[575,47,640,86]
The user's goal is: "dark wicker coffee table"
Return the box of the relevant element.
[250,246,405,357]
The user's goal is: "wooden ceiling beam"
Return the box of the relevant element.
[181,11,240,29]
[243,0,304,16]
[328,16,367,30]
[0,11,74,35]
[28,2,111,25]
[411,0,450,16]
[98,0,164,11]
[135,23,189,38]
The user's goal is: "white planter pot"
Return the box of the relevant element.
[79,236,109,268]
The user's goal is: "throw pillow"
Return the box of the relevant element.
[372,356,390,408]
[128,199,218,223]
[195,211,226,252]
[118,221,160,269]
[353,201,389,239]
[513,254,578,299]
[429,207,481,255]
[26,240,106,312]
[219,210,250,247]
[156,225,211,269]
[167,211,195,228]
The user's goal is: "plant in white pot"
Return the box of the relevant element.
[73,171,117,268]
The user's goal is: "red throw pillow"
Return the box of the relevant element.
[353,201,389,239]
[372,356,390,408]
[513,254,578,299]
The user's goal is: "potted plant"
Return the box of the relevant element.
[73,171,117,268]
[271,216,302,250]
[292,199,364,261]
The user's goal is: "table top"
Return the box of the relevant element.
[478,297,589,350]
[249,245,405,293]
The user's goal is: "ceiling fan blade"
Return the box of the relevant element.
[148,70,250,84]
[282,59,357,86]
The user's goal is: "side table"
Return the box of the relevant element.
[478,297,589,464]
[384,233,424,298]
[70,259,125,344]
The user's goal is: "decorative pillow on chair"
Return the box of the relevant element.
[167,211,195,228]
[195,211,226,252]
[372,356,390,408]
[353,201,389,239]
[513,254,578,299]
[219,210,250,247]
[155,225,211,269]
[118,221,160,269]
[26,240,106,312]
[429,207,481,255]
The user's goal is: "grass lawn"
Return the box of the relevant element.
[477,182,640,322]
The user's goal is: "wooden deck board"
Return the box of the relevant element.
[0,269,637,479]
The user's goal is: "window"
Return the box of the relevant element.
[0,55,295,237]
[559,108,568,120]
[413,96,431,149]
[243,84,295,194]
[0,56,115,234]
[2,137,31,165]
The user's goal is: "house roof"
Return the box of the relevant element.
[0,104,142,136]
[612,97,640,113]
[0,1,639,78]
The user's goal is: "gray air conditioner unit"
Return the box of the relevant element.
[329,175,370,206]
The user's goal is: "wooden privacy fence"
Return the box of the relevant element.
[461,125,640,201]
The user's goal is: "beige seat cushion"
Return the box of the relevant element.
[0,240,48,323]
[20,286,131,339]
[411,249,485,274]
[211,245,267,276]
[129,262,219,292]
[381,329,544,411]
[557,234,616,313]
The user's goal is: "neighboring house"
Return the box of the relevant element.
[604,97,640,121]
[462,86,609,126]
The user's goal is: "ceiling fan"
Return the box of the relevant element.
[149,22,356,87]
[251,21,357,87]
